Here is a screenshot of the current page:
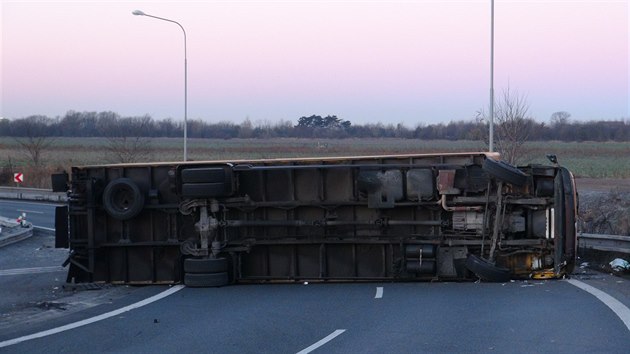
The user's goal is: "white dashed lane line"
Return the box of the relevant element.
[16,209,44,215]
[296,285,382,353]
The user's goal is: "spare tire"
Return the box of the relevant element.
[482,157,528,187]
[102,178,145,220]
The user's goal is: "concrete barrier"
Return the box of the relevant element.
[0,187,67,203]
[0,216,34,248]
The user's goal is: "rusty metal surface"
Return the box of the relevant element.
[59,152,575,284]
[76,152,501,168]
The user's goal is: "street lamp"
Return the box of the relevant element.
[489,0,495,152]
[133,10,188,161]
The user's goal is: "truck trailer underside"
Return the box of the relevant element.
[55,152,577,286]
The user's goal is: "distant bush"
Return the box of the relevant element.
[1,110,629,142]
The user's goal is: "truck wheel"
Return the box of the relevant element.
[102,178,145,220]
[465,254,512,282]
[184,257,228,274]
[184,272,229,287]
[482,158,528,187]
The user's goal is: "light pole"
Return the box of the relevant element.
[489,0,495,152]
[133,10,188,161]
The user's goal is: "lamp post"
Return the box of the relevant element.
[133,10,188,161]
[489,0,495,152]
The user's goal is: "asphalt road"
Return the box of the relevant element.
[2,279,630,353]
[0,200,62,229]
[1,200,630,353]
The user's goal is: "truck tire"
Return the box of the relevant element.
[482,157,528,187]
[465,254,511,282]
[184,257,228,274]
[102,178,145,220]
[184,272,229,287]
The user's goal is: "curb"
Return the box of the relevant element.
[0,226,34,248]
[0,216,36,248]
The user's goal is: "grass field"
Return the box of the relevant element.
[2,137,630,187]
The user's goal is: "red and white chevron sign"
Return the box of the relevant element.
[13,173,23,183]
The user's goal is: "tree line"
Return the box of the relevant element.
[2,110,630,142]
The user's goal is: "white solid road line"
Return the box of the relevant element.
[16,209,44,215]
[566,279,630,332]
[0,266,66,276]
[296,329,346,354]
[375,286,383,299]
[0,284,185,348]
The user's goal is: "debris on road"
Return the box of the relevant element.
[609,258,630,271]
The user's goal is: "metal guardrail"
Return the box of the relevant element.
[0,187,67,202]
[579,233,630,254]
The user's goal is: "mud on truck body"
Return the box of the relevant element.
[53,152,577,287]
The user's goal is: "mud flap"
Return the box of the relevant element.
[51,172,69,192]
[55,206,69,248]
[465,254,511,282]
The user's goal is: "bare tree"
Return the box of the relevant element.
[494,88,534,164]
[549,111,572,141]
[13,115,56,168]
[101,115,153,163]
[550,111,571,126]
[16,136,56,168]
[11,116,56,187]
[476,87,534,164]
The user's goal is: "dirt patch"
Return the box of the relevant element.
[577,178,630,236]
[575,178,630,193]
[579,190,630,236]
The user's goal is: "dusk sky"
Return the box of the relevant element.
[1,0,628,126]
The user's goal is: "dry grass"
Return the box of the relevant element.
[1,137,630,187]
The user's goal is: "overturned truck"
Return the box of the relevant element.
[54,152,577,286]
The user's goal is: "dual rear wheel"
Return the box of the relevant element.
[183,257,229,287]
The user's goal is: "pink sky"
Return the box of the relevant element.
[1,0,628,126]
